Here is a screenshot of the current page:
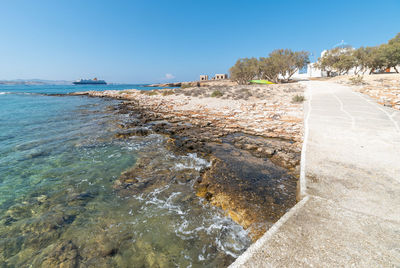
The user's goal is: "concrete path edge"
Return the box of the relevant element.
[230,84,312,267]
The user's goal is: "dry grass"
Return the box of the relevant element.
[161,90,175,96]
[211,90,223,97]
[292,94,305,103]
[141,90,158,96]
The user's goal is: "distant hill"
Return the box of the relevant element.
[0,79,72,85]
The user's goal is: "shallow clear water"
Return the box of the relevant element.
[0,85,250,267]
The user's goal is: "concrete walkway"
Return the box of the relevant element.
[230,81,400,267]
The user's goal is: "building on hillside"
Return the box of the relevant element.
[214,74,228,80]
[200,75,209,81]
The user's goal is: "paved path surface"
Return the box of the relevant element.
[230,81,400,267]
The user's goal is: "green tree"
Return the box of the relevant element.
[316,47,357,76]
[382,34,400,73]
[353,47,370,74]
[365,46,386,74]
[257,49,309,83]
[229,57,258,85]
[258,56,280,83]
[315,48,342,77]
[229,49,309,84]
[334,52,357,75]
[268,49,310,82]
[388,33,400,45]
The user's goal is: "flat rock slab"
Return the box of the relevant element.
[231,81,400,267]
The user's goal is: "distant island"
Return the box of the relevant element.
[0,79,72,85]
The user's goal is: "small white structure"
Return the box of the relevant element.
[200,75,209,81]
[214,74,228,80]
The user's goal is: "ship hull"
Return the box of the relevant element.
[73,81,107,85]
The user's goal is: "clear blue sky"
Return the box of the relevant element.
[1,0,399,83]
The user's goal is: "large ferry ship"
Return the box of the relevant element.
[73,78,107,85]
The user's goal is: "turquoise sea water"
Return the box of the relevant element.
[0,85,250,267]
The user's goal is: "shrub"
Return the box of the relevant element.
[118,90,132,94]
[161,90,174,96]
[181,84,192,89]
[141,90,158,96]
[191,90,201,97]
[211,90,223,97]
[348,75,365,85]
[292,94,305,103]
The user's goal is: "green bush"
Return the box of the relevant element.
[141,90,158,96]
[181,84,192,89]
[292,94,305,103]
[211,90,223,97]
[348,75,365,85]
[117,90,130,94]
[161,90,174,96]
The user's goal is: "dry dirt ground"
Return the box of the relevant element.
[331,73,400,110]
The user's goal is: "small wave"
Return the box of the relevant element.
[132,183,251,260]
[174,153,211,171]
[0,92,11,95]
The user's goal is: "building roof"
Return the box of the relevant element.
[332,40,352,49]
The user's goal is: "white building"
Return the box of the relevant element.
[293,41,356,79]
[214,74,228,80]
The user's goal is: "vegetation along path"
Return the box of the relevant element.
[231,81,400,267]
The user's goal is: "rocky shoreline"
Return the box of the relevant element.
[146,79,237,88]
[70,84,304,240]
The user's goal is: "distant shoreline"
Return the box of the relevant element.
[146,79,237,88]
[0,80,72,85]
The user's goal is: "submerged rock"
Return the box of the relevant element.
[194,142,297,240]
[115,127,150,138]
[107,100,300,241]
[32,240,79,268]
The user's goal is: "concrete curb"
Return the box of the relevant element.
[299,83,311,198]
[229,196,310,268]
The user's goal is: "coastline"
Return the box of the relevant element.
[69,83,305,241]
[146,79,238,88]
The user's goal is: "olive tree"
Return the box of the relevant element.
[316,47,357,76]
[353,47,370,74]
[268,49,310,82]
[258,56,280,83]
[230,49,310,84]
[321,32,400,75]
[365,46,386,74]
[383,33,400,73]
[229,57,258,85]
[335,52,357,75]
[315,48,342,77]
